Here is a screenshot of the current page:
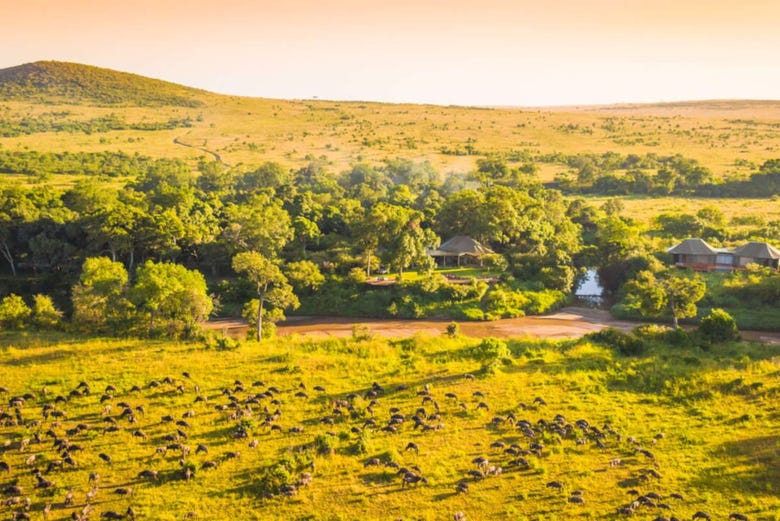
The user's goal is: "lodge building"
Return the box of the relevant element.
[667,238,780,272]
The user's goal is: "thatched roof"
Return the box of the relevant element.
[666,238,717,256]
[733,242,780,260]
[430,236,493,257]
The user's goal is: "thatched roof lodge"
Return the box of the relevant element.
[427,236,493,266]
[732,242,780,270]
[667,238,780,271]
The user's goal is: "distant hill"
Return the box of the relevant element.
[538,99,780,118]
[0,61,207,107]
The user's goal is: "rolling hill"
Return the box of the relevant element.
[0,61,779,182]
[0,61,207,107]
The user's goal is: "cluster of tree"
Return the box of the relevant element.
[550,152,714,195]
[69,257,212,337]
[0,154,613,334]
[542,151,780,198]
[0,150,162,178]
[0,113,194,137]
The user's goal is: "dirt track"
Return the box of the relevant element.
[203,307,780,343]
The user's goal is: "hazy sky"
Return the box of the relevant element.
[2,0,779,106]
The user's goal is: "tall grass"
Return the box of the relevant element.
[0,331,777,520]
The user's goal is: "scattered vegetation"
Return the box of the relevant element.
[0,331,776,520]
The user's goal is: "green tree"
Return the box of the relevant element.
[31,294,62,330]
[222,194,293,256]
[284,260,324,294]
[131,260,213,333]
[72,257,133,332]
[623,270,706,328]
[232,251,299,341]
[699,308,739,343]
[292,216,321,256]
[0,294,31,329]
[470,337,512,373]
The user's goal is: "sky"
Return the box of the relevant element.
[2,0,779,106]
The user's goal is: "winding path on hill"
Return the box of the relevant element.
[205,306,780,343]
[173,132,223,163]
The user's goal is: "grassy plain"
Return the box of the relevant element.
[0,332,777,520]
[3,96,780,184]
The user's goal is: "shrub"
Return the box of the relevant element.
[0,294,31,329]
[699,308,740,343]
[586,328,647,356]
[346,267,368,285]
[446,322,460,337]
[205,334,242,351]
[471,337,512,373]
[31,294,62,330]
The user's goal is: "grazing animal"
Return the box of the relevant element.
[401,473,427,488]
[568,496,584,504]
[729,515,748,521]
[546,481,564,490]
[405,442,419,454]
[456,481,469,494]
[692,512,711,521]
[98,453,112,464]
[137,469,159,480]
[114,487,133,496]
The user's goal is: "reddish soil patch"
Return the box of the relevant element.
[205,307,635,340]
[203,307,780,343]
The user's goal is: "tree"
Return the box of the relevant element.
[31,294,62,330]
[72,257,133,332]
[222,194,293,256]
[623,270,706,328]
[292,216,321,256]
[131,260,213,333]
[699,308,739,343]
[0,294,31,329]
[0,187,39,276]
[284,260,324,294]
[232,251,299,341]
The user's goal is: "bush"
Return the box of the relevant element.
[699,308,740,343]
[586,328,647,356]
[0,294,31,329]
[446,322,459,337]
[31,294,62,330]
[471,337,512,373]
[346,267,368,285]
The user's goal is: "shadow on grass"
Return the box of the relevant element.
[689,435,779,495]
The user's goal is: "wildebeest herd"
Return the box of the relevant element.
[0,367,753,520]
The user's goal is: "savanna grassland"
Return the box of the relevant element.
[1,60,779,521]
[0,331,778,521]
[2,62,780,187]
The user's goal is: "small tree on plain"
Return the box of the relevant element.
[232,251,299,341]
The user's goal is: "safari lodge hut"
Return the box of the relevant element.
[732,241,780,270]
[667,238,780,272]
[427,236,493,267]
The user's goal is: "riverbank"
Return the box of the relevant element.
[204,307,780,343]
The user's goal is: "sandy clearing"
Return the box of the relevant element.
[203,307,780,344]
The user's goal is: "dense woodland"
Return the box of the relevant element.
[0,150,778,336]
[0,62,779,337]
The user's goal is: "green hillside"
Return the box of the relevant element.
[0,61,207,107]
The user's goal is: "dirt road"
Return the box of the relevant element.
[203,307,780,343]
[207,307,635,340]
